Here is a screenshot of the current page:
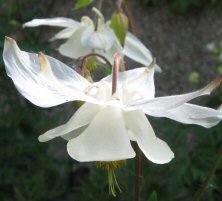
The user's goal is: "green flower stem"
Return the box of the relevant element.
[193,146,222,201]
[124,0,139,37]
[95,0,104,31]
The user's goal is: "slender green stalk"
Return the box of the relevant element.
[124,0,139,37]
[193,146,222,201]
[94,0,104,31]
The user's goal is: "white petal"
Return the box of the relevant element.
[124,110,174,164]
[3,37,96,107]
[81,26,115,50]
[147,103,222,128]
[50,27,77,41]
[102,67,155,101]
[123,32,153,66]
[130,76,222,111]
[38,103,103,142]
[23,17,80,28]
[94,40,122,64]
[67,106,135,162]
[59,27,91,59]
[62,126,87,141]
[123,67,155,102]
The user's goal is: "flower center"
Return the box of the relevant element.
[96,160,126,197]
[96,160,126,170]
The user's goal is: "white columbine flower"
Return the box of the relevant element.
[23,8,152,66]
[3,37,222,164]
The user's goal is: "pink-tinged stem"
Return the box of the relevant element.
[112,53,122,95]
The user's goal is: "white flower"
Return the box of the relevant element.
[3,37,222,164]
[23,8,152,66]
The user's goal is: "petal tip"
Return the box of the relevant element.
[38,52,52,72]
[38,134,50,142]
[207,75,222,93]
[4,36,14,46]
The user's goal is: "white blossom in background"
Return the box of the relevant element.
[3,37,222,164]
[23,8,153,66]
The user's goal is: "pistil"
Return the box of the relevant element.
[96,160,126,196]
[112,53,122,95]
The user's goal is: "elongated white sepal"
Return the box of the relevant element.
[147,103,222,128]
[131,76,222,111]
[3,37,96,107]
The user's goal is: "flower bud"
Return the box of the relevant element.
[111,11,129,47]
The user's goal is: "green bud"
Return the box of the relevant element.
[111,11,129,47]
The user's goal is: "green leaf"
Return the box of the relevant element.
[111,11,128,47]
[148,191,158,201]
[74,0,94,10]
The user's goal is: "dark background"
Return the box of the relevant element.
[0,0,222,200]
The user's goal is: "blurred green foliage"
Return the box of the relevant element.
[141,0,218,12]
[0,1,222,201]
[206,41,222,75]
[74,0,95,10]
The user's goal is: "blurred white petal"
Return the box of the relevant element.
[59,27,91,59]
[81,26,115,50]
[123,32,153,66]
[50,27,78,41]
[23,17,80,28]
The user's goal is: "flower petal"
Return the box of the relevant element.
[81,26,116,50]
[67,106,135,162]
[102,66,155,102]
[38,103,103,142]
[123,67,155,102]
[49,27,77,41]
[3,37,95,107]
[130,76,222,111]
[147,103,222,128]
[23,17,80,28]
[123,32,153,66]
[94,41,122,64]
[124,110,174,164]
[59,27,91,59]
